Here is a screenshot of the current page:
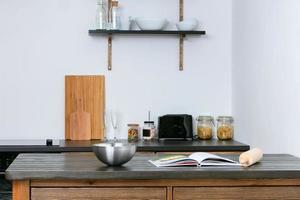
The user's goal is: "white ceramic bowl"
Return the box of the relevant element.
[135,18,168,30]
[176,19,199,31]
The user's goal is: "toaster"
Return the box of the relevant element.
[158,114,193,140]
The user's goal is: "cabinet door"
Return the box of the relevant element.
[173,187,300,200]
[31,187,166,200]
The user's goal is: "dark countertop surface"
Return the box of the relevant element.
[6,153,300,180]
[0,139,249,153]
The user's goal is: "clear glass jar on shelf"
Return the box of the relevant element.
[95,0,107,29]
[142,121,155,141]
[127,124,139,142]
[196,116,214,140]
[108,0,121,30]
[217,116,234,140]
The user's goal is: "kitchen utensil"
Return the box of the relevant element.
[92,143,136,166]
[135,18,168,30]
[65,75,105,140]
[69,98,92,140]
[176,18,199,31]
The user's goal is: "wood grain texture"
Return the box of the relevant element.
[6,153,300,180]
[12,180,29,200]
[70,111,91,140]
[31,187,166,200]
[31,179,300,188]
[167,186,173,200]
[65,75,105,140]
[173,187,300,200]
[70,97,92,140]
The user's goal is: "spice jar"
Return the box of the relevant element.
[142,121,155,141]
[217,116,234,140]
[196,116,214,140]
[127,124,139,142]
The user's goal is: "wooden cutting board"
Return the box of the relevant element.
[69,98,92,140]
[65,75,105,140]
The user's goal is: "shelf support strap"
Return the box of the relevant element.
[108,0,112,70]
[179,0,184,71]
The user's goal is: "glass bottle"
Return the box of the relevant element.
[109,0,121,30]
[196,116,214,140]
[217,116,234,140]
[95,0,107,29]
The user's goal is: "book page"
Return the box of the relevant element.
[189,152,239,165]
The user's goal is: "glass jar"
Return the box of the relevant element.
[142,121,155,141]
[217,116,234,140]
[95,0,107,29]
[108,0,121,30]
[196,116,214,140]
[127,124,139,142]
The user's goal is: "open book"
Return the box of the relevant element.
[149,152,241,167]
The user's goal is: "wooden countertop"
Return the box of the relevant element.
[6,153,300,180]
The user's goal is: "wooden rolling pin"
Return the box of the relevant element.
[69,98,91,140]
[239,148,263,167]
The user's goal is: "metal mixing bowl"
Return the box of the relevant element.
[92,143,137,166]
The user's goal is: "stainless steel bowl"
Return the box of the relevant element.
[92,143,137,166]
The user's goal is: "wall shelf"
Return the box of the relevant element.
[89,0,206,71]
[89,29,206,36]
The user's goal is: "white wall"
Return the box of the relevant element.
[233,0,300,156]
[0,0,233,139]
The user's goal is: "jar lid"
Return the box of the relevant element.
[128,123,139,127]
[196,116,214,121]
[144,121,154,124]
[111,1,118,7]
[217,116,234,123]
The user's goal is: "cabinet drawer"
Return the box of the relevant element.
[173,187,300,200]
[31,187,166,200]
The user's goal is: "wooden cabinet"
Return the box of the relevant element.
[173,187,300,200]
[13,179,300,200]
[31,187,166,200]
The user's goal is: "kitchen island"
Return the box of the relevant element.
[6,153,300,200]
[0,139,249,200]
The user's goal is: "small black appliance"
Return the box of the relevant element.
[158,114,193,140]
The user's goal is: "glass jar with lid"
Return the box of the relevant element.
[142,121,155,141]
[196,116,214,140]
[127,124,139,142]
[217,116,234,140]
